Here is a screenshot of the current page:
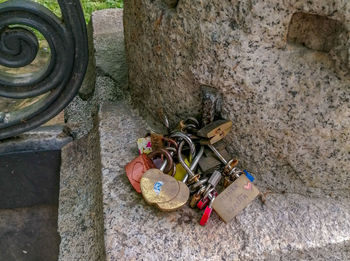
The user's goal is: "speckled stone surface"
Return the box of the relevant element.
[93,9,129,100]
[58,7,350,260]
[98,102,350,260]
[123,0,350,198]
[65,9,128,139]
[58,128,106,261]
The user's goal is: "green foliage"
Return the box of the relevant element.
[80,0,124,21]
[0,0,123,22]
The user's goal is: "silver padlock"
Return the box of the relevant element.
[208,170,222,187]
[203,170,222,197]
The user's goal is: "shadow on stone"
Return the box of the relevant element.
[287,12,346,52]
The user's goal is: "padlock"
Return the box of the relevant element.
[170,132,196,159]
[137,136,152,154]
[150,133,178,152]
[196,120,232,144]
[197,189,218,210]
[189,177,208,193]
[174,117,200,133]
[202,170,222,197]
[177,141,203,185]
[140,169,190,211]
[125,154,155,193]
[148,149,174,174]
[199,194,216,226]
[212,171,259,223]
[139,137,200,211]
[174,157,191,181]
[150,133,164,151]
[125,149,173,193]
[198,143,231,174]
[162,147,177,176]
[223,168,244,188]
[223,176,232,188]
[203,141,229,157]
[170,132,197,181]
[223,159,239,176]
[189,176,209,207]
[189,186,206,208]
[176,145,204,182]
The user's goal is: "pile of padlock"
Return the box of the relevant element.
[125,117,260,226]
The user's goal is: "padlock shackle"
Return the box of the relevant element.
[148,149,174,174]
[159,148,177,176]
[190,146,204,171]
[184,117,200,127]
[208,144,227,165]
[178,141,195,183]
[170,132,196,156]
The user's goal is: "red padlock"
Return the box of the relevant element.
[125,154,155,193]
[197,197,209,210]
[125,149,173,193]
[199,205,213,226]
[199,194,216,226]
[197,190,218,210]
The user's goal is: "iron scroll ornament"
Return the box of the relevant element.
[0,0,88,139]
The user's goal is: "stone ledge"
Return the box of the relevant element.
[58,127,105,261]
[98,102,350,260]
[0,125,72,154]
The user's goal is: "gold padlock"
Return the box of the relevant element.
[197,120,232,144]
[140,169,189,211]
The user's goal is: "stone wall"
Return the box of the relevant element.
[124,0,350,197]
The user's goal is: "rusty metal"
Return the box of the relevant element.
[148,148,174,174]
[0,0,88,139]
[201,85,223,126]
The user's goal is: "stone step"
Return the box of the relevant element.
[96,102,350,261]
[58,8,350,261]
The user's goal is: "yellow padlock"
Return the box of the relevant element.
[174,157,191,181]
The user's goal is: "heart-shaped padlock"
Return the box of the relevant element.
[140,169,189,211]
[125,149,173,193]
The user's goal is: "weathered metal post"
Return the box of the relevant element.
[0,0,88,139]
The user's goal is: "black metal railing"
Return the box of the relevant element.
[0,0,88,139]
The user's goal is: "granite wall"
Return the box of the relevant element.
[123,0,350,198]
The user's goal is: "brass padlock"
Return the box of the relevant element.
[197,120,232,144]
[223,176,233,188]
[150,133,178,152]
[140,169,189,211]
[189,186,205,208]
[140,137,198,211]
[174,117,200,133]
[212,171,259,223]
[150,133,164,151]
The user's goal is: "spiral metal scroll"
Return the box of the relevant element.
[0,0,88,139]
